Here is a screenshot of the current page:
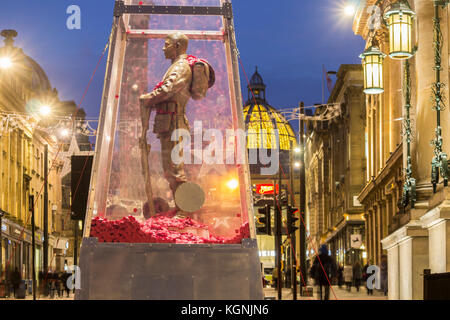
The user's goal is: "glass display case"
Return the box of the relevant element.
[77,0,263,300]
[83,0,255,245]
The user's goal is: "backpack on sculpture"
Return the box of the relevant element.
[186,55,215,100]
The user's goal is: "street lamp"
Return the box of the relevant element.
[344,5,356,17]
[384,0,416,60]
[360,42,386,94]
[0,56,12,69]
[39,105,51,116]
[226,178,239,191]
[60,128,70,138]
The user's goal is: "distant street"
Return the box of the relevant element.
[264,286,388,301]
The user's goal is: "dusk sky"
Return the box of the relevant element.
[0,0,365,122]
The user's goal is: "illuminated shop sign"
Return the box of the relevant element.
[255,184,279,195]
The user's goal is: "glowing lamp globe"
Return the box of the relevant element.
[226,178,239,190]
[384,1,416,60]
[0,57,12,69]
[344,5,356,17]
[360,45,386,95]
[39,105,51,116]
[60,129,69,137]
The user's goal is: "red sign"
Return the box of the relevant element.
[255,184,279,195]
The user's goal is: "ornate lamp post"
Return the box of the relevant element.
[383,0,418,206]
[401,59,416,207]
[430,0,449,192]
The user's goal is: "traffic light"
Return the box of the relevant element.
[287,206,299,234]
[257,205,271,235]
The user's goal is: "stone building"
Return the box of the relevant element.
[353,0,450,299]
[0,29,77,280]
[305,65,366,267]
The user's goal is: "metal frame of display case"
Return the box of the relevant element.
[77,0,262,300]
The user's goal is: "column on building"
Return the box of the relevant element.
[382,226,428,300]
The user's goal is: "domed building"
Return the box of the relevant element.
[243,67,297,175]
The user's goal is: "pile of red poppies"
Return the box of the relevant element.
[90,214,250,245]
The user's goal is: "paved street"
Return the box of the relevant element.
[0,293,75,301]
[1,287,388,301]
[264,286,388,301]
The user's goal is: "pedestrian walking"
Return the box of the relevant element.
[380,255,388,296]
[309,244,337,300]
[10,267,21,298]
[49,274,56,299]
[57,273,64,297]
[353,261,362,292]
[362,260,373,295]
[272,267,278,289]
[343,263,353,292]
[64,272,71,297]
[337,264,344,288]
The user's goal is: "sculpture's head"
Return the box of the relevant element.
[163,32,189,60]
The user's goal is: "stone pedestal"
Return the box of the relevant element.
[382,222,428,300]
[75,238,264,300]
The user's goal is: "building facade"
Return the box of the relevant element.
[305,65,367,267]
[0,29,74,282]
[354,0,450,299]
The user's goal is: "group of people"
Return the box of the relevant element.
[38,272,72,298]
[338,261,371,293]
[1,269,73,299]
[309,244,388,300]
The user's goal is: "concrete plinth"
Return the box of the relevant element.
[75,238,264,300]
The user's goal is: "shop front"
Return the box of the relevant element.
[326,219,366,268]
[0,217,43,282]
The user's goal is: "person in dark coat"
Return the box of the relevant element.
[362,260,373,295]
[64,272,71,297]
[309,244,337,300]
[10,267,21,298]
[353,261,362,292]
[337,264,344,288]
[380,255,388,296]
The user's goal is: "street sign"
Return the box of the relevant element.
[351,234,362,249]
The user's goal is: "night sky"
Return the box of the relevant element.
[0,0,365,125]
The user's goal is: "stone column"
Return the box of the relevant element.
[376,204,382,263]
[367,210,371,262]
[382,224,428,300]
[420,202,450,272]
[372,208,378,263]
[386,242,400,300]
